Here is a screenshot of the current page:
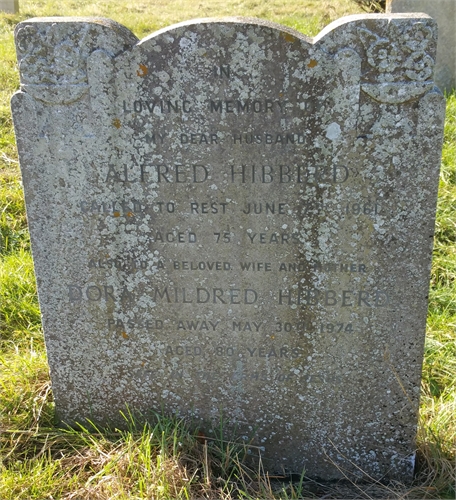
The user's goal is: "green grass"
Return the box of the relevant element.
[0,1,455,498]
[0,174,29,255]
[0,250,40,346]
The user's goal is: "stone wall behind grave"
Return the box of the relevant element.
[11,15,445,480]
[0,0,18,13]
[387,0,456,92]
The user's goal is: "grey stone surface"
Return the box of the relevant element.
[11,14,445,481]
[0,0,18,13]
[387,0,456,92]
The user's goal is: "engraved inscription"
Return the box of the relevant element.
[209,99,287,113]
[232,132,306,144]
[278,289,389,307]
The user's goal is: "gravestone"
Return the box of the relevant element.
[0,0,18,14]
[11,14,445,481]
[387,0,456,92]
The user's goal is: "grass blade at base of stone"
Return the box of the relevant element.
[0,408,276,499]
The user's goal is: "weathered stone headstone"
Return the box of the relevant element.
[0,0,18,14]
[387,0,456,92]
[12,14,445,481]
